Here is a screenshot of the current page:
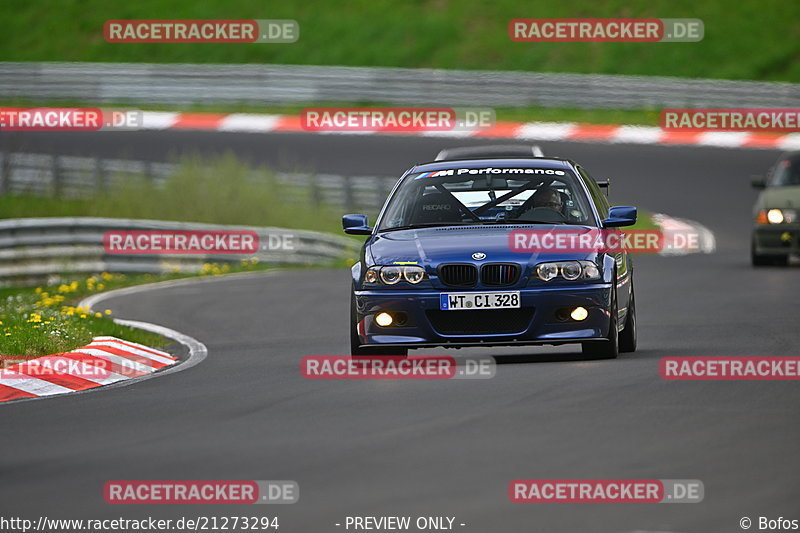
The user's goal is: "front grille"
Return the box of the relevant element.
[481,263,520,286]
[439,264,478,287]
[426,308,534,335]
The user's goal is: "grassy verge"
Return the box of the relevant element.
[0,260,273,361]
[1,0,798,81]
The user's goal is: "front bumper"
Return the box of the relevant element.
[354,284,613,349]
[753,225,800,255]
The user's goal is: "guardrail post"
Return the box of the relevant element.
[144,160,155,184]
[93,156,105,193]
[51,154,62,197]
[309,174,322,206]
[0,148,8,195]
[343,175,355,212]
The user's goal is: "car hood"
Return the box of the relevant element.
[367,225,598,267]
[754,185,800,210]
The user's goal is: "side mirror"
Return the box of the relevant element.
[602,206,637,228]
[751,175,766,189]
[342,214,373,235]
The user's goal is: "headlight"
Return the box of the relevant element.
[379,266,403,284]
[365,265,427,285]
[535,261,600,281]
[402,266,425,284]
[536,263,559,281]
[560,261,582,280]
[757,208,797,224]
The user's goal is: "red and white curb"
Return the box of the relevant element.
[653,213,716,256]
[0,337,177,402]
[139,111,800,151]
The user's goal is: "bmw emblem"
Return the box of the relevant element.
[472,252,486,260]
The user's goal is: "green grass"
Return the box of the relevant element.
[0,260,276,358]
[1,0,798,81]
[0,155,349,233]
[0,274,166,358]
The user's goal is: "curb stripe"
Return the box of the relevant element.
[80,345,168,369]
[8,357,100,390]
[92,336,176,357]
[0,336,177,403]
[0,370,75,396]
[136,110,797,150]
[66,350,153,375]
[0,384,36,401]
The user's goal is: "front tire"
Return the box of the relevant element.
[618,287,637,353]
[350,292,408,356]
[582,286,619,359]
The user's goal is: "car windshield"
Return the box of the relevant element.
[378,166,596,230]
[770,158,800,187]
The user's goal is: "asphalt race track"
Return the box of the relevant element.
[1,132,798,533]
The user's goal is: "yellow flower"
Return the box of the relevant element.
[95,312,102,318]
[104,309,112,315]
[101,272,114,281]
[80,314,88,319]
[4,333,10,336]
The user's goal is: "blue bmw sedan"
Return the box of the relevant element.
[343,155,637,359]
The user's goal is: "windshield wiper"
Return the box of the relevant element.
[485,219,567,225]
[379,222,481,232]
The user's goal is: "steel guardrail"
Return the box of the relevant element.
[1,62,798,109]
[0,217,362,286]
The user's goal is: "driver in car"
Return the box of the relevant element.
[531,187,564,214]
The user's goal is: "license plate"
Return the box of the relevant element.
[440,291,520,310]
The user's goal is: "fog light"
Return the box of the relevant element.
[570,307,588,321]
[375,312,394,327]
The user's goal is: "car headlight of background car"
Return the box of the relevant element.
[534,260,600,282]
[756,208,798,225]
[365,265,427,285]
